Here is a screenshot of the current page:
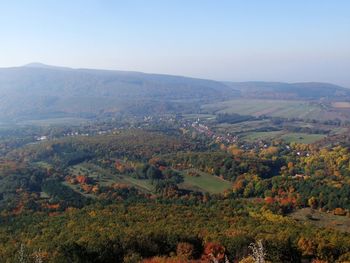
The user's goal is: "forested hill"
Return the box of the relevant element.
[0,64,237,120]
[0,64,349,121]
[225,81,350,100]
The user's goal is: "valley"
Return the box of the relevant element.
[0,66,350,262]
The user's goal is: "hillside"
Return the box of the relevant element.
[1,64,350,122]
[0,64,237,121]
[225,81,350,100]
[1,122,350,262]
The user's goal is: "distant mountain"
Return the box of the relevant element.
[0,64,237,120]
[0,64,348,121]
[23,62,71,70]
[224,81,350,100]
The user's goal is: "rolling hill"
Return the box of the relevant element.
[0,64,237,121]
[0,64,349,121]
[224,81,350,100]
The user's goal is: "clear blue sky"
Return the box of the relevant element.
[0,0,349,86]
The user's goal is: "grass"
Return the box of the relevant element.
[18,117,88,126]
[62,181,96,198]
[69,162,154,192]
[202,99,327,120]
[214,119,273,134]
[332,101,350,109]
[179,169,232,194]
[280,133,326,144]
[34,161,53,169]
[68,163,231,194]
[69,163,109,179]
[242,131,325,144]
[330,127,349,135]
[243,131,284,141]
[121,176,155,192]
[182,113,216,121]
[289,208,350,233]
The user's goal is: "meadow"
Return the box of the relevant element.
[242,131,326,144]
[202,99,344,120]
[180,169,232,194]
[290,208,350,233]
[67,162,231,195]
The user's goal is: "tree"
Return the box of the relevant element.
[202,242,226,263]
[176,242,194,260]
[248,240,266,263]
[146,166,163,182]
[308,197,318,209]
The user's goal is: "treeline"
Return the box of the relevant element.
[216,113,256,124]
[41,180,89,209]
[8,129,202,166]
[163,143,350,212]
[163,150,283,181]
[1,201,350,262]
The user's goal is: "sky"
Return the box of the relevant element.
[0,0,349,87]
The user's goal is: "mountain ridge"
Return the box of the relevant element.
[0,64,349,121]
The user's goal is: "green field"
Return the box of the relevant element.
[34,161,53,169]
[242,131,325,143]
[202,99,332,120]
[214,119,273,134]
[280,133,326,143]
[62,181,96,198]
[18,117,89,126]
[69,162,154,192]
[290,208,350,233]
[183,113,216,121]
[242,131,284,141]
[121,176,155,192]
[68,163,232,194]
[179,169,232,194]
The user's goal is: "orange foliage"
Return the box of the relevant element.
[297,237,316,256]
[92,185,100,193]
[334,207,347,216]
[115,160,126,173]
[159,165,167,171]
[12,203,24,215]
[176,242,194,260]
[76,175,89,184]
[233,179,245,192]
[264,196,275,204]
[202,242,226,262]
[228,145,243,156]
[142,257,219,263]
[48,212,60,217]
[81,184,92,192]
[112,183,130,189]
[46,203,60,210]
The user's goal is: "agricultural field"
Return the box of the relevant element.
[332,101,350,109]
[69,162,155,192]
[242,131,326,143]
[68,163,230,194]
[242,131,284,141]
[214,119,273,134]
[280,132,326,143]
[290,208,350,233]
[179,169,232,194]
[18,117,89,126]
[201,99,344,120]
[182,113,216,121]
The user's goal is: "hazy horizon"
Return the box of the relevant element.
[0,62,348,89]
[1,0,349,87]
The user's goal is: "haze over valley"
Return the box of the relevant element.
[1,1,350,262]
